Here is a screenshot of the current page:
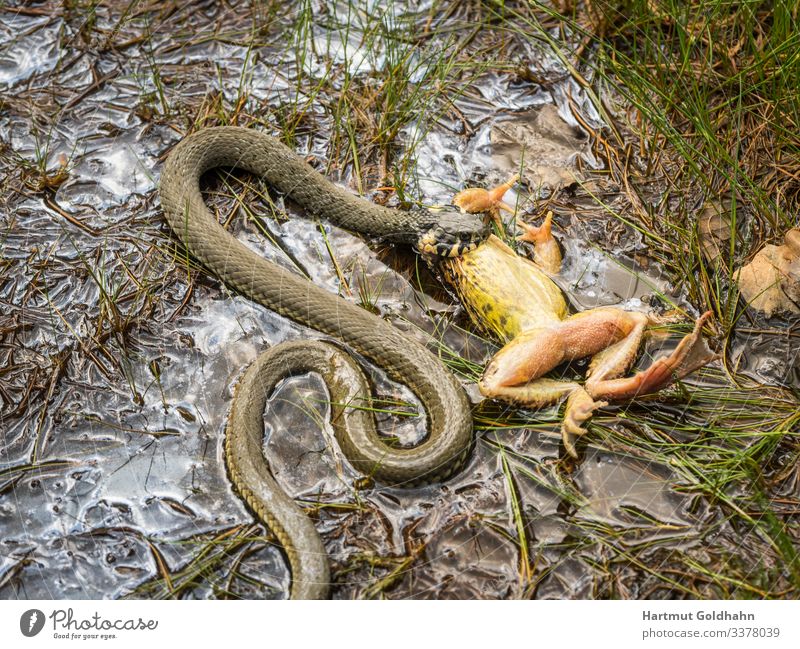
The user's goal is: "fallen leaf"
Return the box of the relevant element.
[735,228,800,317]
[698,198,734,264]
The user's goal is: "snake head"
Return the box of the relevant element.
[414,207,490,257]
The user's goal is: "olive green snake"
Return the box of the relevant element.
[158,127,488,599]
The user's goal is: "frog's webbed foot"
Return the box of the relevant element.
[479,374,591,458]
[515,210,562,274]
[453,174,519,235]
[585,311,718,401]
[562,389,608,458]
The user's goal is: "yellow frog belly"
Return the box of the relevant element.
[440,235,567,342]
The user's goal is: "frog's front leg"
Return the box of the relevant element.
[453,174,519,235]
[516,210,561,274]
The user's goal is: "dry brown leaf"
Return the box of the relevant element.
[735,228,800,317]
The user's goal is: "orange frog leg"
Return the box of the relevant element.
[515,210,561,274]
[479,309,717,458]
[453,174,519,235]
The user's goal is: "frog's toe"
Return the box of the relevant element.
[561,389,607,458]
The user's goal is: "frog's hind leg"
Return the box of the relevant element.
[584,310,717,401]
[478,309,716,457]
[567,309,716,455]
[479,308,649,392]
[478,309,649,457]
[479,373,599,459]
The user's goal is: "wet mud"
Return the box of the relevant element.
[1,2,798,600]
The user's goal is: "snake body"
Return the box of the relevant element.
[158,127,486,599]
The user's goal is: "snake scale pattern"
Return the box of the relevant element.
[159,127,486,598]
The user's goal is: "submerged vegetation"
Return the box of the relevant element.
[0,0,798,599]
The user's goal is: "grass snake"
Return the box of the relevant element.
[158,127,488,599]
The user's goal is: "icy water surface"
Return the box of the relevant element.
[1,2,798,600]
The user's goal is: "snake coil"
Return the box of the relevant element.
[159,127,485,598]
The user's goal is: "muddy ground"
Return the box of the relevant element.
[1,2,798,599]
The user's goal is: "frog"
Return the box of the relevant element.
[439,178,718,457]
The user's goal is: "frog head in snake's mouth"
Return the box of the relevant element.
[414,207,490,258]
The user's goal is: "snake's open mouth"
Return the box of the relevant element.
[415,207,490,258]
[416,233,481,257]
